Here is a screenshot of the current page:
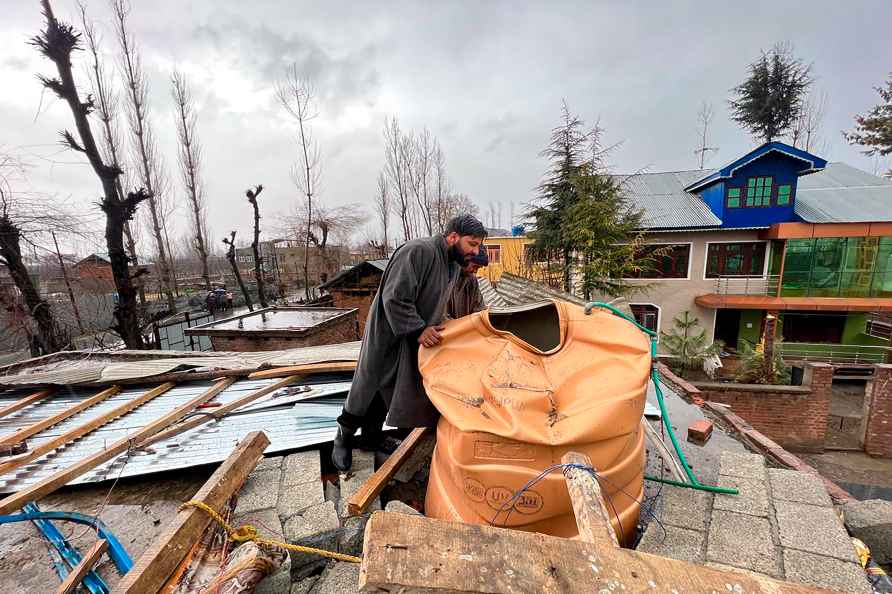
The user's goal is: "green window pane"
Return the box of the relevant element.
[728,196,739,207]
[748,178,756,187]
[746,196,754,206]
[777,193,790,205]
[728,188,740,198]
[747,187,755,198]
[778,185,791,196]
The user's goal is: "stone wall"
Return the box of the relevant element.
[864,364,892,458]
[692,363,833,453]
[208,311,359,352]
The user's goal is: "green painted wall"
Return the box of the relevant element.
[737,310,763,350]
[842,313,889,347]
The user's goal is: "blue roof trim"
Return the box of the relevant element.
[684,142,828,193]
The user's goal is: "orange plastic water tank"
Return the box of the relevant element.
[419,300,649,545]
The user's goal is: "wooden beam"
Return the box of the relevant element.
[0,377,237,514]
[0,383,176,476]
[359,512,840,594]
[246,361,356,380]
[641,419,686,483]
[0,389,55,419]
[112,431,270,594]
[0,385,122,449]
[54,538,108,594]
[561,451,619,547]
[136,374,299,449]
[346,427,429,516]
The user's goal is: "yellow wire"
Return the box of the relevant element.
[180,500,362,564]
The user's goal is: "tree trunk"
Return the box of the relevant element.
[0,218,68,354]
[763,311,778,383]
[248,191,268,308]
[51,231,84,335]
[225,232,253,312]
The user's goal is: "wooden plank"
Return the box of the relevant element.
[0,377,237,514]
[0,389,55,419]
[136,374,299,449]
[561,451,619,547]
[641,420,686,482]
[359,512,840,594]
[112,431,270,594]
[0,383,176,476]
[246,360,356,380]
[54,538,108,594]
[0,385,121,448]
[347,427,429,516]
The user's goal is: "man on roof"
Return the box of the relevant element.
[332,214,487,471]
[446,248,488,319]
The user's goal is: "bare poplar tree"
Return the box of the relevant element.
[695,101,718,169]
[374,171,390,254]
[112,0,176,313]
[171,70,211,291]
[432,142,450,232]
[791,90,828,153]
[384,117,415,241]
[222,231,253,312]
[79,4,146,306]
[245,185,268,308]
[32,0,147,348]
[409,128,435,234]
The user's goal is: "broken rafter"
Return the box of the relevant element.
[0,385,122,449]
[0,382,175,476]
[0,388,55,419]
[114,431,270,594]
[347,427,429,516]
[0,377,235,515]
[360,512,840,594]
[54,538,108,594]
[246,360,356,380]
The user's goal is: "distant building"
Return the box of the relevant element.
[319,260,388,333]
[75,254,115,292]
[477,235,535,282]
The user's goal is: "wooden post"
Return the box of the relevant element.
[54,539,108,594]
[560,452,619,547]
[0,378,235,514]
[0,383,175,475]
[112,431,270,594]
[0,389,55,420]
[0,385,121,449]
[359,512,839,594]
[346,427,429,516]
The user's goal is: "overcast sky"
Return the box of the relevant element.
[2,0,891,255]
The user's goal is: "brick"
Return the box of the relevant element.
[767,469,832,507]
[707,511,779,576]
[843,499,892,564]
[782,549,872,594]
[234,469,280,515]
[774,500,859,563]
[687,419,713,444]
[278,480,325,520]
[284,501,341,579]
[282,450,321,487]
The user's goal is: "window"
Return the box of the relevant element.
[776,184,792,206]
[485,244,501,264]
[746,176,773,206]
[727,188,741,208]
[626,244,690,279]
[706,242,766,278]
[630,304,659,333]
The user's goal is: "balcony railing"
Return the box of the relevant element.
[779,343,891,365]
[711,275,780,296]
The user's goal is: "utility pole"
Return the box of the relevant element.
[51,231,84,335]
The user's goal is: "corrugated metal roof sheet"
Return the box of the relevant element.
[492,273,587,306]
[619,170,722,229]
[478,277,507,307]
[795,163,892,223]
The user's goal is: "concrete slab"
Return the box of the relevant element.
[636,525,704,563]
[283,501,341,579]
[782,549,872,594]
[339,514,368,556]
[657,485,712,531]
[713,475,770,517]
[774,501,859,563]
[311,561,361,594]
[255,565,291,594]
[707,510,779,576]
[768,469,832,507]
[718,451,766,480]
[255,455,285,473]
[338,450,379,518]
[234,469,280,515]
[278,480,325,521]
[282,450,322,487]
[384,500,422,516]
[844,499,892,564]
[290,575,318,594]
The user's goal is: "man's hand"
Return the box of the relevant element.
[418,325,445,348]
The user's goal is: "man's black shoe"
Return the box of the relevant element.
[332,423,356,471]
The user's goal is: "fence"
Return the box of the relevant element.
[779,342,891,365]
[153,311,213,351]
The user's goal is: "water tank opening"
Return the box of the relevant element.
[488,301,561,352]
